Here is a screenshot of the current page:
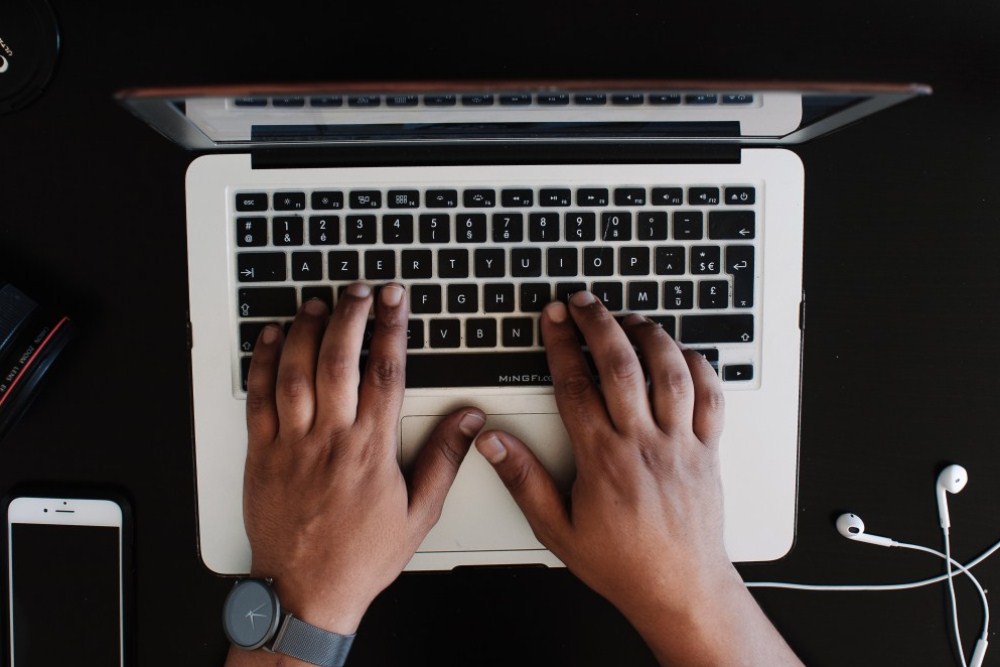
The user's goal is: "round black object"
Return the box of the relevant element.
[0,282,75,441]
[0,0,59,115]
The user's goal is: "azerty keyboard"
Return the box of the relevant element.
[232,180,759,391]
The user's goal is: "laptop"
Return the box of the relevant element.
[117,81,929,574]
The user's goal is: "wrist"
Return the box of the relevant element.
[251,569,371,635]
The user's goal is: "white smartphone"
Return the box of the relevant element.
[6,496,129,666]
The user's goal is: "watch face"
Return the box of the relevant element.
[222,579,281,650]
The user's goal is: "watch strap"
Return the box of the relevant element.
[270,613,355,667]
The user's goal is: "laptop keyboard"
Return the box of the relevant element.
[233,179,760,392]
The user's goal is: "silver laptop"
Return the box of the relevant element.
[118,81,928,574]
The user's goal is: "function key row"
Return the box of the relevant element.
[234,93,755,109]
[235,187,756,212]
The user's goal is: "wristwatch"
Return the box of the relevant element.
[222,578,355,667]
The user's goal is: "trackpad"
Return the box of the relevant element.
[401,413,575,553]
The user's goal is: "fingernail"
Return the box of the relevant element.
[346,283,371,298]
[545,301,568,323]
[570,290,596,307]
[459,412,486,437]
[622,313,644,326]
[260,325,280,344]
[475,434,507,464]
[302,298,327,315]
[381,283,404,307]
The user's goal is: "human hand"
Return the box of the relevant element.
[476,291,800,665]
[240,283,485,637]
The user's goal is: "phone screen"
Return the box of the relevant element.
[8,517,122,665]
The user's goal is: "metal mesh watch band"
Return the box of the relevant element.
[270,613,355,667]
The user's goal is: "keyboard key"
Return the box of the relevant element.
[438,249,469,278]
[273,97,305,107]
[520,283,550,312]
[649,93,681,105]
[456,214,487,242]
[346,215,377,244]
[539,189,572,207]
[405,351,555,387]
[462,94,494,106]
[577,188,610,206]
[273,216,304,245]
[474,248,505,278]
[673,211,704,240]
[689,187,720,206]
[583,248,614,276]
[511,248,542,277]
[388,190,420,208]
[724,186,756,205]
[499,93,532,105]
[419,214,451,243]
[492,213,524,242]
[274,192,306,210]
[411,284,442,313]
[309,215,340,245]
[387,94,418,107]
[556,282,587,304]
[619,246,650,275]
[484,284,516,313]
[627,282,658,310]
[614,188,647,206]
[235,97,267,107]
[238,252,286,282]
[501,189,534,207]
[463,189,495,208]
[291,251,323,281]
[611,93,644,105]
[328,250,360,280]
[240,322,275,353]
[301,286,333,310]
[680,315,754,344]
[238,287,297,318]
[241,357,253,391]
[663,281,694,309]
[649,316,677,339]
[655,247,685,275]
[382,214,414,243]
[686,94,718,105]
[365,250,396,279]
[310,96,343,107]
[723,364,753,381]
[691,347,718,365]
[502,318,534,347]
[466,319,498,348]
[348,95,381,107]
[708,211,755,239]
[447,284,478,313]
[236,193,268,211]
[574,93,607,105]
[350,191,381,209]
[424,94,457,106]
[529,213,560,242]
[601,211,632,241]
[425,189,458,208]
[407,319,425,349]
[726,245,755,308]
[721,94,754,105]
[699,280,728,309]
[311,191,343,210]
[691,246,721,274]
[428,319,461,348]
[537,93,569,105]
[237,217,268,246]
[401,249,433,279]
[637,211,669,240]
[547,248,578,277]
[565,212,596,241]
[592,282,623,311]
[651,187,683,206]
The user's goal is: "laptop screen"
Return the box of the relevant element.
[116,81,929,150]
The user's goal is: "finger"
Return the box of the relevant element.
[246,324,283,448]
[475,429,571,551]
[315,283,373,429]
[541,300,611,447]
[567,291,651,433]
[407,408,485,535]
[683,349,726,446]
[357,284,408,441]
[622,314,696,432]
[275,299,329,439]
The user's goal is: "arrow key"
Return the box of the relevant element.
[723,364,754,382]
[238,252,287,282]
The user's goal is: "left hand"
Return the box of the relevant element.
[240,283,485,636]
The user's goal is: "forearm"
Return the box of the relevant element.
[225,646,314,667]
[624,567,802,667]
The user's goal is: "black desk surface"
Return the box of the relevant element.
[3,2,1000,665]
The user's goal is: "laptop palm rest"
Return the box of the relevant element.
[400,412,575,554]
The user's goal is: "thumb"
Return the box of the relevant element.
[475,430,571,550]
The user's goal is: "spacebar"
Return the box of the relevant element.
[368,352,555,388]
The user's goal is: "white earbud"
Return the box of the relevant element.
[835,513,897,548]
[936,464,969,530]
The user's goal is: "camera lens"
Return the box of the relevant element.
[0,281,75,439]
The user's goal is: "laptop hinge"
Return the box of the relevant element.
[249,142,741,170]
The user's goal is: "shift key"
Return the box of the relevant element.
[238,287,297,317]
[680,314,754,344]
